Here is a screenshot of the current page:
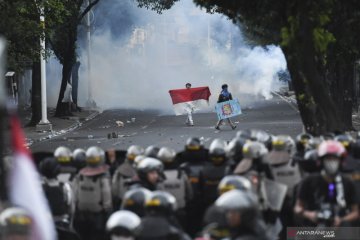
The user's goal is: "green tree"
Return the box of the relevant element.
[194,0,360,135]
[51,0,179,117]
[0,0,66,125]
[49,0,101,117]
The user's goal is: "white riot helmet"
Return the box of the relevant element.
[144,145,160,158]
[272,135,295,154]
[54,146,72,165]
[86,146,106,167]
[145,191,177,215]
[218,175,252,195]
[215,190,259,230]
[126,145,144,162]
[0,207,32,237]
[242,141,268,160]
[157,147,176,164]
[106,210,141,240]
[209,138,227,165]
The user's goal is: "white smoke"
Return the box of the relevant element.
[47,0,287,112]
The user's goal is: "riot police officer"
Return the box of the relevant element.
[72,148,86,174]
[202,139,229,208]
[225,137,247,171]
[178,137,208,236]
[176,137,208,165]
[138,191,191,240]
[129,157,165,191]
[265,135,301,240]
[112,145,144,208]
[233,141,286,239]
[233,141,273,179]
[73,146,112,240]
[214,190,269,240]
[157,147,193,210]
[54,146,77,182]
[203,175,253,236]
[39,157,77,237]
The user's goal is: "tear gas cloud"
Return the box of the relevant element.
[47,0,287,113]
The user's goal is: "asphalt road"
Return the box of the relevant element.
[30,94,303,152]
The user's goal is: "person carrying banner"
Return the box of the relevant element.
[215,84,237,130]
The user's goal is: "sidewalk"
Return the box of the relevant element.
[19,107,100,147]
[276,87,360,132]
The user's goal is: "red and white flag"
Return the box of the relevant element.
[169,86,211,115]
[8,115,57,240]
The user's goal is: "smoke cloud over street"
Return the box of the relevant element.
[47,0,287,114]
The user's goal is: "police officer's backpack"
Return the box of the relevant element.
[77,175,104,212]
[43,181,68,216]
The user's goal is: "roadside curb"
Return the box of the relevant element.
[272,91,299,112]
[26,110,101,147]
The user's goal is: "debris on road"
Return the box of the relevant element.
[116,121,124,127]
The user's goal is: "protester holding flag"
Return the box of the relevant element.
[169,83,211,126]
[215,84,237,130]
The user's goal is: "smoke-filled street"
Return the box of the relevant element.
[5,0,360,239]
[29,94,301,152]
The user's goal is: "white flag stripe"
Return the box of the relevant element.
[9,153,56,240]
[173,99,209,115]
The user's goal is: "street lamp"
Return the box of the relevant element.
[35,1,52,131]
[85,0,96,108]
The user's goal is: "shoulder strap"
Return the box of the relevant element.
[335,175,346,208]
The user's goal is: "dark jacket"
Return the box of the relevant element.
[218,92,233,103]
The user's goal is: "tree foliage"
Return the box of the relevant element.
[0,0,40,71]
[194,0,360,134]
[0,0,67,71]
[135,0,179,13]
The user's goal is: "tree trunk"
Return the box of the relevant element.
[54,26,77,117]
[72,61,81,105]
[54,56,73,117]
[330,58,354,130]
[28,61,41,126]
[284,11,345,135]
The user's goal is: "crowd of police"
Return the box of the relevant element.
[1,129,360,240]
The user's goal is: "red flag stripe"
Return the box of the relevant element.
[169,86,211,104]
[10,115,31,157]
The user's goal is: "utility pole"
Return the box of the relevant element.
[86,0,96,108]
[36,5,52,131]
